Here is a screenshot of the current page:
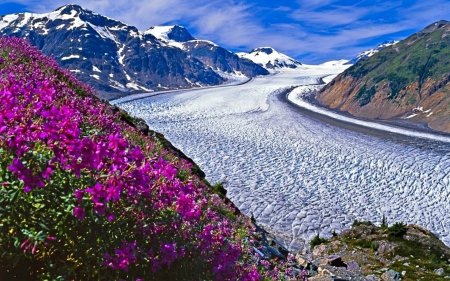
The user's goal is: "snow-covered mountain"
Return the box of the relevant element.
[237,47,302,70]
[346,41,399,65]
[144,25,268,77]
[0,5,267,97]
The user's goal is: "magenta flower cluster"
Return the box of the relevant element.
[0,36,267,280]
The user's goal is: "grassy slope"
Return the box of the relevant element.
[317,20,450,132]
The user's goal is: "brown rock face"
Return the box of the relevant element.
[316,20,450,133]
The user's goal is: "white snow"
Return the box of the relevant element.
[350,41,400,64]
[116,64,450,250]
[238,47,302,69]
[87,23,116,42]
[61,54,80,60]
[0,14,19,29]
[144,26,184,49]
[90,74,100,80]
[92,65,101,72]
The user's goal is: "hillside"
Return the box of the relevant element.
[0,5,267,99]
[316,20,450,133]
[0,36,275,280]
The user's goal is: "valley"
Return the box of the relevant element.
[114,65,450,252]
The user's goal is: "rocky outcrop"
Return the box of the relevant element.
[316,20,450,133]
[251,221,450,280]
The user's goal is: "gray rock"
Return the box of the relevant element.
[377,241,397,255]
[434,268,445,275]
[381,269,401,281]
[401,270,406,276]
[296,253,309,267]
[267,246,285,259]
[365,275,382,281]
[346,260,360,270]
[327,255,347,268]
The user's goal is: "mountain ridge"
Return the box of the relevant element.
[0,4,268,98]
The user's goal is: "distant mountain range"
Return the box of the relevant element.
[237,47,302,69]
[0,4,269,98]
[316,20,450,133]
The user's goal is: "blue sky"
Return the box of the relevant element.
[1,0,450,63]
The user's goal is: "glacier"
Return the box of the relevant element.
[113,65,450,251]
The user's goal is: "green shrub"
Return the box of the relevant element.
[310,234,328,248]
[388,222,407,237]
[352,220,374,227]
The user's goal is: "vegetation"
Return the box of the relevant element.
[0,36,298,280]
[388,222,407,237]
[345,22,450,105]
[310,234,328,248]
[352,219,374,227]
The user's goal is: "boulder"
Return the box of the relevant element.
[295,253,309,267]
[327,255,347,268]
[381,269,401,281]
[365,276,382,281]
[434,268,444,275]
[346,260,360,271]
[312,244,328,259]
[377,241,397,256]
[318,266,333,276]
[267,246,285,259]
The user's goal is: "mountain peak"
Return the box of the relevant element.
[251,47,275,55]
[145,25,196,43]
[54,4,87,15]
[238,47,302,70]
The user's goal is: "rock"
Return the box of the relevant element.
[435,268,445,275]
[377,241,397,256]
[308,276,334,281]
[365,275,382,281]
[401,271,406,276]
[312,244,329,259]
[295,253,309,267]
[346,260,360,270]
[267,246,284,259]
[327,255,347,268]
[381,269,401,281]
[253,247,265,258]
[317,266,333,276]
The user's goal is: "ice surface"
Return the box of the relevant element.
[116,65,450,250]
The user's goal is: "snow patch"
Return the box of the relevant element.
[61,54,80,60]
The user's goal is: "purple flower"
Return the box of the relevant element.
[94,202,105,216]
[73,206,85,220]
[74,189,84,203]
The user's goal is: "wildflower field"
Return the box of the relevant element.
[0,36,275,280]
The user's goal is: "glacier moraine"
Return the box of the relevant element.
[113,67,450,251]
